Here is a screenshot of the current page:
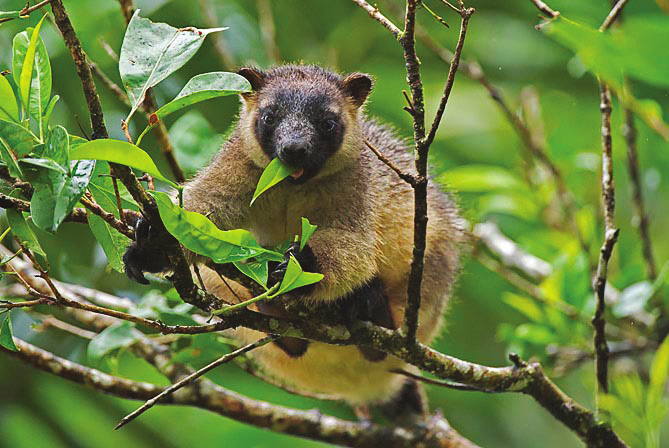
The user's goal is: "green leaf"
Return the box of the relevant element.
[43,94,59,128]
[503,292,543,323]
[0,138,23,179]
[86,211,127,272]
[438,165,527,192]
[275,256,323,295]
[136,72,250,144]
[544,16,669,139]
[87,322,141,362]
[166,110,224,175]
[233,260,269,289]
[0,75,19,122]
[150,190,281,263]
[70,139,177,188]
[250,157,296,206]
[0,118,35,158]
[6,207,46,258]
[12,27,51,127]
[44,125,69,168]
[21,159,95,232]
[18,15,48,117]
[648,335,669,411]
[300,217,317,251]
[21,157,68,174]
[0,313,19,352]
[119,10,227,121]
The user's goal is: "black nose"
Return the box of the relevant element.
[278,143,307,166]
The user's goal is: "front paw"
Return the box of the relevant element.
[123,215,171,284]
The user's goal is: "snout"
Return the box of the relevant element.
[277,141,308,166]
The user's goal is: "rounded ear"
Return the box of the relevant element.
[341,73,373,108]
[237,67,267,92]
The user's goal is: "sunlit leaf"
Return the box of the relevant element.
[648,336,669,411]
[275,256,323,295]
[250,157,296,206]
[0,313,19,352]
[0,75,19,122]
[300,217,317,251]
[119,10,227,121]
[18,15,48,117]
[150,190,281,263]
[438,165,527,192]
[136,72,250,144]
[70,138,176,188]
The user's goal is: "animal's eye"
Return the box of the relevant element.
[321,119,337,133]
[261,111,275,126]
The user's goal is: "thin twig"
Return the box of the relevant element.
[115,335,279,430]
[599,0,629,32]
[350,0,402,38]
[424,6,474,148]
[591,0,631,411]
[80,195,134,239]
[0,0,51,24]
[34,314,98,340]
[529,0,559,19]
[364,140,416,185]
[390,368,496,393]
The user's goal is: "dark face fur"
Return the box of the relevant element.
[239,66,373,184]
[255,90,345,184]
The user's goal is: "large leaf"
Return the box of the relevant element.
[0,313,19,352]
[250,157,296,206]
[545,16,669,139]
[87,211,127,272]
[44,125,69,168]
[0,119,35,158]
[6,207,46,258]
[119,10,227,121]
[12,26,51,125]
[21,159,95,232]
[70,139,176,188]
[150,190,281,263]
[15,16,48,119]
[0,75,19,122]
[136,72,250,144]
[233,260,269,289]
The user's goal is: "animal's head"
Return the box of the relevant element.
[237,65,373,183]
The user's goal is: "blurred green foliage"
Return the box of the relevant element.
[1,1,669,447]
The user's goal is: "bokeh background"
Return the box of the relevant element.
[1,0,668,447]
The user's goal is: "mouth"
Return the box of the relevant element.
[290,167,305,180]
